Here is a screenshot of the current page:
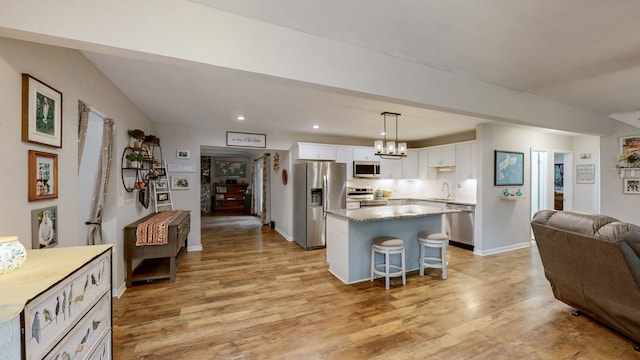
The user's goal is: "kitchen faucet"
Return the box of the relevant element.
[441,182,451,199]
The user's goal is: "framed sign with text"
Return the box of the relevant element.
[226,131,266,148]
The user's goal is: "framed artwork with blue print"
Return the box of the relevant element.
[494,150,524,186]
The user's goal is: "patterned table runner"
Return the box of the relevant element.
[135,210,184,246]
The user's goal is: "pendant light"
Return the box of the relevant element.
[374,112,407,159]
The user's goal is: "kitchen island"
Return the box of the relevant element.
[325,205,458,284]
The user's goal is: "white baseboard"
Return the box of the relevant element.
[274,226,293,241]
[474,241,531,256]
[188,244,203,252]
[112,282,127,298]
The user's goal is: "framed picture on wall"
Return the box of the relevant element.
[31,206,57,249]
[620,135,640,156]
[214,160,247,178]
[28,150,58,201]
[22,74,63,148]
[623,178,640,194]
[171,175,190,190]
[494,150,524,186]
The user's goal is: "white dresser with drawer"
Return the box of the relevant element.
[0,245,112,360]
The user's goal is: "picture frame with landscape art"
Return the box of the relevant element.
[22,74,63,148]
[28,150,58,201]
[494,150,524,186]
[31,206,57,249]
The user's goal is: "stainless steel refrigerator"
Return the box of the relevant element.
[293,162,347,249]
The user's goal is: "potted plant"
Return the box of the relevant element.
[617,152,640,168]
[127,129,146,148]
[126,152,144,168]
[144,134,160,146]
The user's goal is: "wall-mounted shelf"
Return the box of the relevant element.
[500,195,526,200]
[612,167,640,178]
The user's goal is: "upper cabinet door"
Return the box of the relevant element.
[401,149,419,179]
[455,142,476,180]
[353,147,377,161]
[336,146,354,179]
[428,145,456,167]
[295,143,337,160]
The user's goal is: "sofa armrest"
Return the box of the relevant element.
[619,231,640,289]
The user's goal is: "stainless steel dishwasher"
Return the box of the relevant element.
[445,203,475,250]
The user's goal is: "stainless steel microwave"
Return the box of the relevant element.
[353,161,381,178]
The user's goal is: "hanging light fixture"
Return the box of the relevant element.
[374,112,407,159]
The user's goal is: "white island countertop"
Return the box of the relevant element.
[326,204,459,222]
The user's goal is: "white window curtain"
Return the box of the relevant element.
[78,102,114,245]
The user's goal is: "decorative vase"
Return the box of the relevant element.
[503,189,510,196]
[516,189,522,196]
[0,235,27,274]
[133,140,142,148]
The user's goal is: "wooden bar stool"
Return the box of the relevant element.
[417,231,448,279]
[371,236,406,290]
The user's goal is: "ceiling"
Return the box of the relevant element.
[82,1,640,154]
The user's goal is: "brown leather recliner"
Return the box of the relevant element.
[531,210,640,346]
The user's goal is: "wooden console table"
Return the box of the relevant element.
[124,211,190,287]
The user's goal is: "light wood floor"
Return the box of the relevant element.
[113,215,638,359]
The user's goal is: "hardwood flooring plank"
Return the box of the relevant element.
[112,215,640,359]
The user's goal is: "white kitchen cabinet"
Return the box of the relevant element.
[294,142,337,160]
[418,149,430,179]
[455,142,476,180]
[401,149,419,179]
[0,245,112,360]
[336,146,354,179]
[352,147,377,161]
[428,145,456,167]
[379,157,400,179]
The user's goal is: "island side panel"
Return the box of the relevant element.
[347,215,442,283]
[326,214,349,283]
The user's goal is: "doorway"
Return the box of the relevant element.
[553,151,573,211]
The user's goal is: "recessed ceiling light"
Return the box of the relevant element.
[313,125,319,129]
[380,132,386,136]
[237,115,245,121]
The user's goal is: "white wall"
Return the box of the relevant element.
[0,37,155,296]
[572,135,600,214]
[475,123,600,255]
[600,122,640,224]
[271,150,293,240]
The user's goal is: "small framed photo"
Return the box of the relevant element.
[620,135,640,156]
[31,206,57,249]
[623,178,640,194]
[155,179,168,191]
[28,150,58,201]
[157,193,169,201]
[176,149,190,159]
[155,167,166,177]
[22,74,63,148]
[494,150,524,186]
[171,175,190,190]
